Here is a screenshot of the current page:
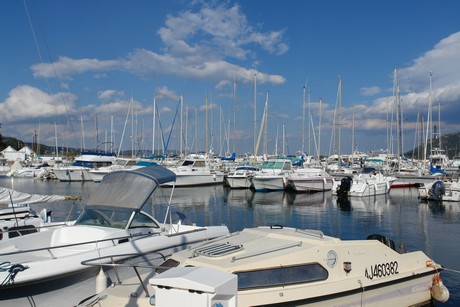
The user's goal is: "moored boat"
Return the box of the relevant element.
[82,226,449,306]
[163,156,225,187]
[0,165,229,306]
[225,166,259,189]
[418,176,460,202]
[333,168,396,197]
[251,159,292,192]
[51,151,117,182]
[286,167,334,193]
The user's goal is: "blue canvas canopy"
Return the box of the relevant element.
[86,165,176,210]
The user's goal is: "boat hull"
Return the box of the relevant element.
[252,176,285,191]
[288,178,334,193]
[162,173,225,187]
[52,167,93,182]
[226,176,253,189]
[0,226,229,306]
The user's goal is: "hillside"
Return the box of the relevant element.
[405,131,460,159]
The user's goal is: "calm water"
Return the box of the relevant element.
[1,176,459,306]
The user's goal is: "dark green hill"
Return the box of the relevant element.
[405,131,460,159]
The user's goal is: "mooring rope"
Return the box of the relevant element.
[0,261,29,287]
[443,267,460,275]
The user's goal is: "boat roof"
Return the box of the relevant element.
[86,165,176,210]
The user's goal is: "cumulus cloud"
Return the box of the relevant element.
[398,32,460,92]
[349,31,460,135]
[30,3,287,86]
[32,56,119,79]
[154,86,180,101]
[0,85,77,122]
[360,86,381,96]
[97,89,125,100]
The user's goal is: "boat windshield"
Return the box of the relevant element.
[75,207,160,229]
[261,161,290,170]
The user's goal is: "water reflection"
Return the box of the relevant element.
[0,178,458,306]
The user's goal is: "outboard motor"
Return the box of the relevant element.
[429,180,445,201]
[337,176,352,198]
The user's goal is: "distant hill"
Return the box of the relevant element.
[405,131,460,159]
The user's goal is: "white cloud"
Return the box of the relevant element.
[360,86,381,96]
[0,85,77,122]
[31,56,119,79]
[348,31,460,135]
[398,31,460,93]
[30,3,288,87]
[154,86,179,101]
[97,89,125,100]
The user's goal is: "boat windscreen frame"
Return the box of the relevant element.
[85,165,176,210]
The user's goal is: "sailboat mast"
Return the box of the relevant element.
[302,85,306,153]
[254,72,257,159]
[318,98,322,162]
[180,95,183,157]
[54,122,58,159]
[233,80,237,154]
[352,105,355,158]
[337,76,342,170]
[308,83,311,156]
[423,72,432,166]
[263,91,269,156]
[153,98,156,156]
[206,96,209,154]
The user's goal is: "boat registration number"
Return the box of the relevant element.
[365,261,399,280]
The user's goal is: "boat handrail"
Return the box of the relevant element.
[295,228,324,238]
[231,241,302,262]
[0,231,163,258]
[2,222,73,235]
[166,227,207,237]
[81,251,174,298]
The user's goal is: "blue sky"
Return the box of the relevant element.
[1,0,460,157]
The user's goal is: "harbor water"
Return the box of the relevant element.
[1,176,459,306]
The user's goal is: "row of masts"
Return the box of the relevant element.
[41,69,443,161]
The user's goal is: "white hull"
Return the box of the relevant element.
[90,226,448,307]
[418,179,460,202]
[52,167,93,182]
[162,173,224,187]
[288,177,334,192]
[392,173,441,188]
[333,173,395,197]
[252,176,285,191]
[226,176,253,189]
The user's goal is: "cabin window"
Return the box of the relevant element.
[236,263,328,290]
[8,225,38,238]
[181,160,194,166]
[194,161,206,167]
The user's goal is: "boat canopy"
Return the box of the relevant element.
[86,165,176,210]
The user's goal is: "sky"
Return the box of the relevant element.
[1,0,460,158]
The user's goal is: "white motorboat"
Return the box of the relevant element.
[0,204,73,242]
[89,158,157,182]
[163,157,225,187]
[0,165,229,305]
[0,187,80,241]
[286,167,335,192]
[418,177,460,202]
[251,159,292,191]
[225,166,259,189]
[82,226,449,307]
[51,151,117,182]
[333,168,397,197]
